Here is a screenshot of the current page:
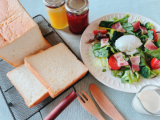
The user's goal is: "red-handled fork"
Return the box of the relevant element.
[77,90,105,120]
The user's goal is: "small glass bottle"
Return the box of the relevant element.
[43,0,68,29]
[65,0,89,34]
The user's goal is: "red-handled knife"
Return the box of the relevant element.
[44,91,77,120]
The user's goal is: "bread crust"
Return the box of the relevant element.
[0,55,18,67]
[25,43,88,98]
[25,58,50,89]
[7,66,49,108]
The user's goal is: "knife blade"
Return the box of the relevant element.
[90,84,125,120]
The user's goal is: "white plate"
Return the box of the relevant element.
[80,12,160,93]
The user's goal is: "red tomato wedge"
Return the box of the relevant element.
[151,58,160,69]
[150,29,158,42]
[108,55,120,70]
[93,30,107,35]
[93,30,99,35]
[99,30,107,34]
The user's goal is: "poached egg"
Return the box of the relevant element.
[115,35,142,55]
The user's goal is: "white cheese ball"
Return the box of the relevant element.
[115,35,142,55]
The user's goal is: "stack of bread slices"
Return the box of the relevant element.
[2,0,88,108]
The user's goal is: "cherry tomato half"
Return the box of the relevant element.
[108,55,120,70]
[151,58,160,69]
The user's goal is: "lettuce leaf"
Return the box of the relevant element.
[121,70,140,84]
[93,48,109,57]
[111,70,124,78]
[94,57,109,69]
[150,70,160,78]
[147,30,154,40]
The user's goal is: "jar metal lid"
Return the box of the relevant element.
[43,0,65,8]
[65,0,89,15]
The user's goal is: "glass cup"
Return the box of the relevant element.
[132,85,160,116]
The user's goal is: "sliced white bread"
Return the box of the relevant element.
[0,25,51,67]
[0,0,51,67]
[7,64,49,108]
[25,43,88,98]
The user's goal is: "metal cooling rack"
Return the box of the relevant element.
[0,15,85,120]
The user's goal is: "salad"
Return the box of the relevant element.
[88,14,160,84]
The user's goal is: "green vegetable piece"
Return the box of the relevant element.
[145,48,160,60]
[93,48,109,57]
[140,66,151,79]
[109,17,118,21]
[94,57,109,69]
[122,23,134,32]
[145,22,154,30]
[111,70,124,78]
[136,48,145,58]
[156,39,160,48]
[111,14,130,25]
[92,43,101,51]
[109,29,123,41]
[121,70,140,84]
[99,21,113,28]
[150,70,160,78]
[99,14,129,28]
[147,30,154,40]
[102,69,107,72]
[139,57,148,66]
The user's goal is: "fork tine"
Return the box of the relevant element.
[81,90,90,101]
[80,90,88,101]
[78,91,86,102]
[77,92,85,103]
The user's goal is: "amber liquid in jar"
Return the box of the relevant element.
[66,10,89,34]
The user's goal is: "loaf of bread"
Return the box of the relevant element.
[0,0,51,67]
[7,64,49,108]
[25,43,88,98]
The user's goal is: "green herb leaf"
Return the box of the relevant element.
[102,69,107,72]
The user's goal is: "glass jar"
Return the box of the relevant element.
[43,0,68,29]
[65,0,89,34]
